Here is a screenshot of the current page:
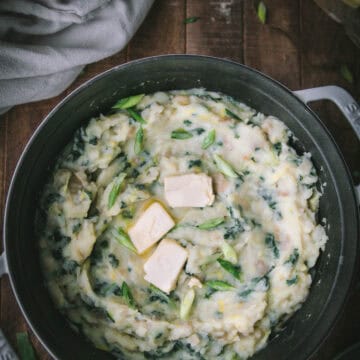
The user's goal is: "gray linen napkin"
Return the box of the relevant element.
[0,0,154,114]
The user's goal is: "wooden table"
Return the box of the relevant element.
[0,1,359,359]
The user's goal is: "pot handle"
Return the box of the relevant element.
[294,85,360,140]
[294,85,360,201]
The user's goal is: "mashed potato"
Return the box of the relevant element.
[38,89,327,359]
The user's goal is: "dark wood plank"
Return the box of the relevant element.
[128,0,186,59]
[185,0,243,61]
[0,118,7,254]
[243,0,301,89]
[0,115,7,341]
[300,1,360,358]
[0,106,45,357]
[300,0,360,181]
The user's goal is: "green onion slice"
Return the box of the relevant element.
[202,129,216,149]
[128,108,146,124]
[340,64,354,84]
[171,128,193,139]
[217,259,242,280]
[257,1,267,24]
[184,16,200,24]
[112,227,137,253]
[112,94,145,109]
[108,173,126,209]
[205,280,235,291]
[134,126,144,155]
[225,108,241,120]
[213,154,238,178]
[149,284,176,308]
[221,243,238,264]
[180,289,195,320]
[122,281,137,309]
[197,217,225,230]
[16,332,36,360]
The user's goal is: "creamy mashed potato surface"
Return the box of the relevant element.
[38,89,327,359]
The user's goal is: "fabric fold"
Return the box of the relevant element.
[0,0,154,115]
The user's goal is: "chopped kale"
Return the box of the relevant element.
[239,288,253,298]
[193,127,205,135]
[62,259,79,275]
[129,168,140,178]
[214,311,224,319]
[286,275,298,286]
[204,288,217,299]
[223,218,244,240]
[44,193,63,207]
[134,183,146,190]
[284,248,299,266]
[188,159,202,168]
[94,281,122,297]
[172,341,206,360]
[273,142,282,156]
[67,127,85,161]
[84,189,93,200]
[265,233,279,259]
[121,209,134,219]
[90,241,105,265]
[149,285,176,308]
[81,295,115,322]
[143,342,178,359]
[108,254,119,268]
[89,136,98,145]
[50,229,71,260]
[51,249,63,260]
[100,240,109,249]
[72,223,81,234]
[260,189,277,210]
[252,274,270,289]
[196,94,220,102]
[258,188,282,219]
[183,119,192,126]
[225,108,241,121]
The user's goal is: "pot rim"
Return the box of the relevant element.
[3,54,359,360]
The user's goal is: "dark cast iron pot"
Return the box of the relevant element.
[1,55,359,360]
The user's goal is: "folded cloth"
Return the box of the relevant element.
[0,0,154,114]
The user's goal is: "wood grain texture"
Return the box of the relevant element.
[0,119,7,254]
[244,0,301,89]
[0,107,47,358]
[0,1,359,359]
[186,0,243,61]
[128,0,185,59]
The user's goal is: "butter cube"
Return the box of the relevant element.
[144,238,188,293]
[128,202,175,254]
[164,173,215,207]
